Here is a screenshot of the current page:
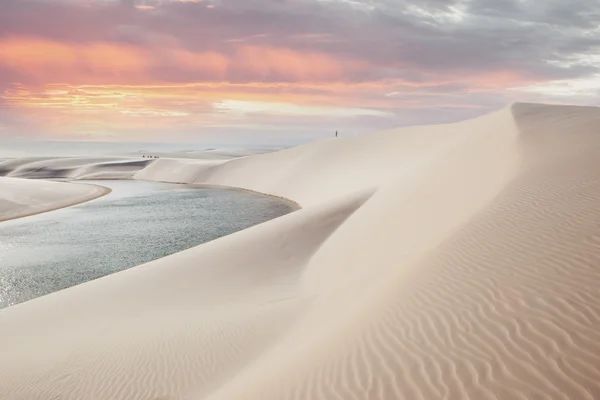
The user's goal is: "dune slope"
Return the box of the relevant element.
[0,177,109,222]
[2,103,600,399]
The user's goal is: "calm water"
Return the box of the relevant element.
[0,180,296,309]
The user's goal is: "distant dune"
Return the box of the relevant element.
[0,156,154,180]
[2,103,600,399]
[0,148,276,180]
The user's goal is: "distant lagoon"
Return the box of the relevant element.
[0,180,297,309]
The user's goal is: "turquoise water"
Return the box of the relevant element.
[0,180,296,309]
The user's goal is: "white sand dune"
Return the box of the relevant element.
[0,156,154,180]
[0,148,267,180]
[128,147,280,160]
[0,177,109,222]
[2,103,600,399]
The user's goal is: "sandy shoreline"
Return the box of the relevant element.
[0,179,112,223]
[3,103,600,399]
[184,182,303,208]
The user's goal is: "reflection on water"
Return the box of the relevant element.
[0,180,296,309]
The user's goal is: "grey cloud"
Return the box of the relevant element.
[1,0,599,89]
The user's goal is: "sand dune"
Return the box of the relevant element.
[0,156,153,180]
[0,177,109,222]
[0,148,269,180]
[2,103,600,399]
[125,147,281,160]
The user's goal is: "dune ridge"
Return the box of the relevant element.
[2,103,600,399]
[0,156,154,180]
[0,147,274,181]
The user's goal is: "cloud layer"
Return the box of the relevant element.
[1,0,599,143]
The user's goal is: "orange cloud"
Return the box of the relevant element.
[236,46,363,81]
[0,39,78,69]
[0,36,532,141]
[0,37,365,85]
[0,37,148,84]
[167,49,229,79]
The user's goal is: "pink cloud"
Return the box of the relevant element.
[2,0,591,142]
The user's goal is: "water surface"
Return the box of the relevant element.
[0,180,296,308]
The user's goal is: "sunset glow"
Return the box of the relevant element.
[1,0,598,143]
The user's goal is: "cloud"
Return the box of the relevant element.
[3,0,599,84]
[1,0,599,142]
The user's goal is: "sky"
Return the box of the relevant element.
[0,0,599,145]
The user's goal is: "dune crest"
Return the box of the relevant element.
[2,103,600,399]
